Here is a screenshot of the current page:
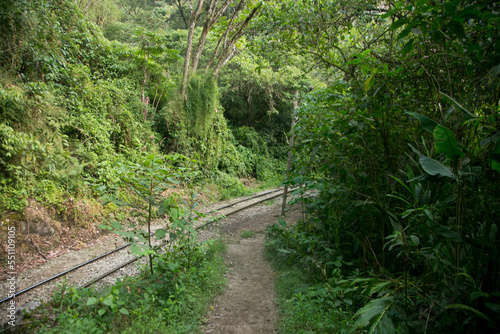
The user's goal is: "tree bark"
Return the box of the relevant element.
[205,0,245,71]
[181,0,205,97]
[282,91,299,216]
[191,0,233,73]
[212,3,261,76]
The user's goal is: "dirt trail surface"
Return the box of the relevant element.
[202,199,302,333]
[1,189,302,331]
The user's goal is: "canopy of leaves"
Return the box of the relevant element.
[262,0,500,332]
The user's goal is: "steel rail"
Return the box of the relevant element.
[0,243,131,304]
[78,190,285,290]
[205,188,283,214]
[0,188,286,304]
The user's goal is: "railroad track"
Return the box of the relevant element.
[0,187,288,306]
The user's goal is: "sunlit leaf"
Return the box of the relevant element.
[86,297,98,306]
[102,295,113,306]
[364,76,375,91]
[130,244,143,256]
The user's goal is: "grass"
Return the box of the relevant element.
[240,229,256,238]
[18,238,227,334]
[264,233,353,333]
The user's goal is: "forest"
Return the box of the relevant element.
[0,0,499,333]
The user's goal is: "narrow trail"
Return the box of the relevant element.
[0,190,303,332]
[202,199,302,333]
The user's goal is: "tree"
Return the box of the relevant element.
[179,0,263,96]
[260,0,500,332]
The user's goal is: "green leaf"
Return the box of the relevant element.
[115,231,135,240]
[158,203,167,216]
[410,235,420,246]
[434,125,464,161]
[491,159,500,173]
[354,296,395,333]
[99,224,112,231]
[170,207,183,221]
[440,92,476,120]
[155,228,167,239]
[130,244,144,256]
[381,8,398,19]
[365,75,375,91]
[102,295,114,307]
[119,308,129,315]
[490,141,500,173]
[406,112,438,134]
[98,308,106,316]
[402,38,415,55]
[168,261,179,271]
[419,157,454,178]
[437,226,461,241]
[391,18,408,31]
[446,303,491,321]
[111,221,123,230]
[86,297,98,306]
[485,302,500,315]
[470,291,486,302]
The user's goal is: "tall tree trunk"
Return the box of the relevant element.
[282,91,299,216]
[181,0,205,97]
[212,3,261,76]
[191,0,232,73]
[205,0,245,71]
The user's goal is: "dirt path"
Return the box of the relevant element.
[0,189,303,332]
[202,200,302,333]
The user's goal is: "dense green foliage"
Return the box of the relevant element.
[3,0,498,332]
[0,0,169,213]
[21,237,226,333]
[0,0,294,217]
[263,0,500,332]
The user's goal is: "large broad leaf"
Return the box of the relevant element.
[434,125,464,161]
[406,112,438,134]
[354,296,395,334]
[86,297,98,306]
[419,157,454,178]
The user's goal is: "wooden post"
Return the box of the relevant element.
[281,91,299,216]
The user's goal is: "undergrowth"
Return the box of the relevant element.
[19,238,226,334]
[265,219,354,333]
